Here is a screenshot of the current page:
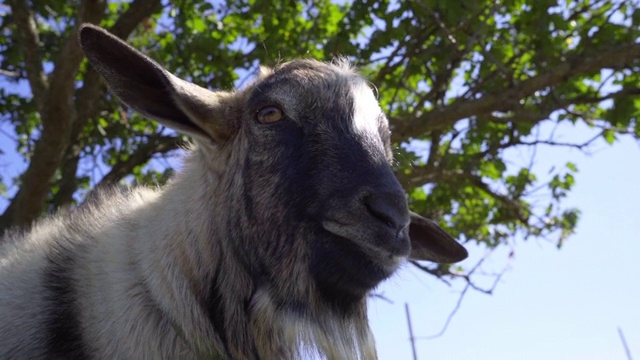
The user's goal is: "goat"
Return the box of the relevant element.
[0,24,467,359]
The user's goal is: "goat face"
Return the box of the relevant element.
[236,61,411,302]
[78,25,468,311]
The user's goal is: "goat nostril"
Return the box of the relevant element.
[365,202,394,227]
[363,193,409,231]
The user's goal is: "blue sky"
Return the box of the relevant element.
[369,124,640,359]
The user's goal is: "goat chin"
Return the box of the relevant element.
[250,288,377,360]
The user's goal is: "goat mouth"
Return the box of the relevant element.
[309,228,405,303]
[321,219,411,263]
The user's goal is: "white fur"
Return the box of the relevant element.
[351,81,383,138]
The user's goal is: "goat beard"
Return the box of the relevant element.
[249,288,377,360]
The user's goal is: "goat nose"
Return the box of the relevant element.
[363,191,410,232]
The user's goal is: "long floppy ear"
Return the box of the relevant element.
[78,24,235,144]
[409,211,468,263]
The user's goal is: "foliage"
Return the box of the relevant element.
[1,0,639,285]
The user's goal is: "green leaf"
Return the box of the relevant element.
[603,129,616,144]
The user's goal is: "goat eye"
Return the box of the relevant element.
[256,106,283,124]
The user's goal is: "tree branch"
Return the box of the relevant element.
[0,69,20,78]
[51,0,163,209]
[419,281,471,340]
[391,43,640,142]
[517,132,603,151]
[413,251,513,339]
[469,175,529,225]
[92,135,184,193]
[396,165,464,190]
[0,1,106,234]
[44,0,105,120]
[395,85,640,193]
[109,0,162,38]
[8,0,48,112]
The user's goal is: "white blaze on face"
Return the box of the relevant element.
[350,82,382,137]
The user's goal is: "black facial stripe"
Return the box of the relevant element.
[43,240,89,359]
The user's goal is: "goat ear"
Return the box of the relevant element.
[408,212,468,263]
[78,24,235,144]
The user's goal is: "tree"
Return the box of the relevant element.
[1,0,639,289]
